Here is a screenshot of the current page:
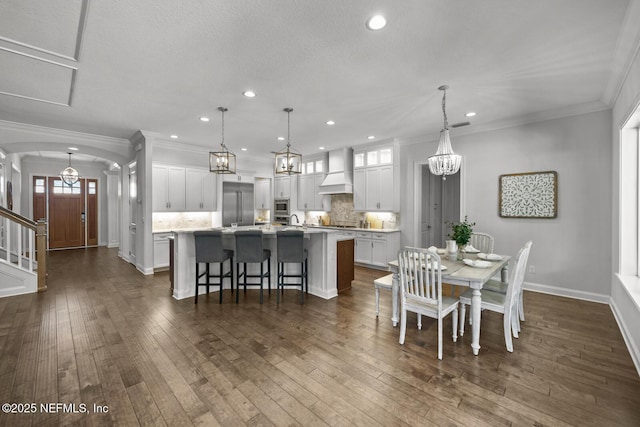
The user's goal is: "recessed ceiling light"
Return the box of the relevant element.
[326,120,335,126]
[319,146,325,150]
[170,134,178,139]
[200,117,210,122]
[366,15,386,31]
[68,147,79,151]
[243,90,256,98]
[465,112,477,117]
[241,148,248,151]
[277,136,285,141]
[367,135,375,140]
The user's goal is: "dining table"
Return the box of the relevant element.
[388,251,510,356]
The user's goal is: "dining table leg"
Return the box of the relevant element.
[471,287,482,355]
[391,270,399,327]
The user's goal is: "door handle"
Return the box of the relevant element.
[81,212,85,223]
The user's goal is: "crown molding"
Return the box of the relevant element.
[0,119,129,149]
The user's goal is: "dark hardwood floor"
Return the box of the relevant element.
[1,247,639,426]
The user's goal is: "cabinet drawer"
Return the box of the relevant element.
[371,233,386,240]
[356,231,371,238]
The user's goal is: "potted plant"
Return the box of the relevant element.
[446,216,475,260]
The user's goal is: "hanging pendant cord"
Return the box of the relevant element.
[441,88,449,130]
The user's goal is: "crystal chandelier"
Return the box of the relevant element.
[275,108,302,175]
[209,107,236,174]
[60,152,80,186]
[428,85,462,180]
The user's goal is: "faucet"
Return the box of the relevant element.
[289,214,300,225]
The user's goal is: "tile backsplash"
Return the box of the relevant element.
[153,212,218,231]
[304,194,399,229]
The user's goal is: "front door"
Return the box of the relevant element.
[48,178,85,249]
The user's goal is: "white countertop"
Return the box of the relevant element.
[156,225,329,235]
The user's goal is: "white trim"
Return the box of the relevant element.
[523,281,610,304]
[136,264,153,275]
[610,296,640,377]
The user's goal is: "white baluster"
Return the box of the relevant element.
[17,224,22,268]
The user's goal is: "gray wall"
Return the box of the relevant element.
[20,157,110,246]
[400,109,612,297]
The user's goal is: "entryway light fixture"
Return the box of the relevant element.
[275,108,302,175]
[60,152,80,186]
[209,107,236,174]
[428,85,462,180]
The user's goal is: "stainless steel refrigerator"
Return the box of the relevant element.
[222,182,254,226]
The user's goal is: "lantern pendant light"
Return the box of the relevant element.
[275,108,302,175]
[60,152,80,186]
[209,107,236,174]
[428,85,462,180]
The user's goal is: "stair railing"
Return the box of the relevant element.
[0,206,47,291]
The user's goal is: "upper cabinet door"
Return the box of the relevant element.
[353,169,366,211]
[153,165,185,212]
[255,178,271,209]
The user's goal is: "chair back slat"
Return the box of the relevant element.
[398,247,441,307]
[470,232,494,253]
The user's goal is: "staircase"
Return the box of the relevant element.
[0,206,47,297]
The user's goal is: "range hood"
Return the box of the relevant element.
[318,148,354,194]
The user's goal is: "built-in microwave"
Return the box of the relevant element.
[274,198,289,215]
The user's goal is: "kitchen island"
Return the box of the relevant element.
[170,226,346,301]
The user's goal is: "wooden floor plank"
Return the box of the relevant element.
[0,248,638,426]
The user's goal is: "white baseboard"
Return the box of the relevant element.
[523,281,610,304]
[136,264,154,275]
[610,296,640,377]
[107,242,120,249]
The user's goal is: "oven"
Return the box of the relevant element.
[274,198,289,216]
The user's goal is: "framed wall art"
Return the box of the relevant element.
[499,171,557,218]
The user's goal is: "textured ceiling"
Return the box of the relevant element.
[0,0,635,161]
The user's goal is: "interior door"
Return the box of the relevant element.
[48,178,85,249]
[129,165,137,265]
[421,165,460,248]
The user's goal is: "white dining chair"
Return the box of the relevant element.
[482,240,532,326]
[469,232,494,253]
[458,241,532,352]
[398,247,459,360]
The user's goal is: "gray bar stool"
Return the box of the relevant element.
[194,230,234,304]
[276,230,308,304]
[234,230,271,304]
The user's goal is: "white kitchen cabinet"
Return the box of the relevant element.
[365,165,393,211]
[153,165,186,212]
[355,233,372,264]
[314,174,330,211]
[298,174,314,210]
[297,152,329,211]
[353,169,366,211]
[274,176,291,198]
[353,141,399,212]
[354,230,401,269]
[153,232,172,269]
[185,168,217,211]
[298,174,330,211]
[255,178,271,209]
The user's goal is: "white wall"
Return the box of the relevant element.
[400,109,612,298]
[19,157,110,246]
